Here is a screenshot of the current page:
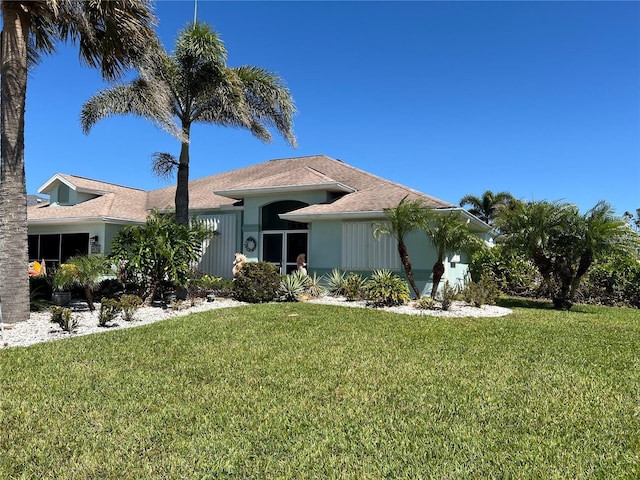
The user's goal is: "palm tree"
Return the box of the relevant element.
[459,190,515,225]
[81,21,297,226]
[423,210,484,298]
[0,0,156,324]
[373,196,426,298]
[497,200,639,310]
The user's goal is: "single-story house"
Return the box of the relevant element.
[27,155,494,296]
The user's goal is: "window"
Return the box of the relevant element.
[28,233,89,268]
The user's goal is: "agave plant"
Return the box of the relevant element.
[279,270,311,302]
[323,268,347,297]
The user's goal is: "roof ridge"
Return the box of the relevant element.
[61,173,146,192]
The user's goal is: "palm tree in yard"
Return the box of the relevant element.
[0,1,156,323]
[423,210,484,299]
[373,196,426,299]
[81,21,297,227]
[459,190,515,225]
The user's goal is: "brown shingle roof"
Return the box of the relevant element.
[28,156,455,223]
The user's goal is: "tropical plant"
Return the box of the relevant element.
[373,196,427,298]
[414,296,437,310]
[56,255,112,311]
[0,1,156,324]
[460,274,500,307]
[304,272,325,299]
[50,306,77,333]
[423,210,484,298]
[364,269,410,307]
[119,294,143,322]
[469,243,540,296]
[459,190,516,225]
[623,208,640,232]
[233,261,281,303]
[81,21,296,226]
[496,200,640,310]
[98,298,120,327]
[343,273,366,302]
[109,211,214,305]
[279,270,311,302]
[324,269,347,297]
[438,280,458,311]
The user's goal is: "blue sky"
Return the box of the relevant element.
[24,1,639,215]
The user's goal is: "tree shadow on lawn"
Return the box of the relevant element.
[497,296,600,315]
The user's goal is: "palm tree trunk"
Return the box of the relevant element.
[398,241,421,298]
[0,4,31,323]
[430,260,445,298]
[174,122,191,226]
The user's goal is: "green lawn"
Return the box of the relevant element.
[1,301,638,479]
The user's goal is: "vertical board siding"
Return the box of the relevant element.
[342,222,400,270]
[196,215,237,278]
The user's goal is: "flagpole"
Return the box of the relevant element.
[194,0,198,23]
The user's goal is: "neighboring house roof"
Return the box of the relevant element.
[28,174,149,224]
[29,155,482,227]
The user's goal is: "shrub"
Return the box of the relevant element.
[469,244,540,296]
[30,276,52,311]
[460,274,500,307]
[50,306,77,333]
[578,254,640,308]
[120,294,142,321]
[343,273,366,302]
[438,280,458,311]
[98,298,121,327]
[305,272,325,299]
[233,261,281,303]
[324,269,346,297]
[279,270,310,302]
[414,296,437,310]
[97,278,124,300]
[365,269,410,307]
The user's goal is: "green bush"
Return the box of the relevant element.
[233,261,281,303]
[365,269,410,307]
[279,270,311,302]
[469,245,540,296]
[119,294,142,321]
[29,276,52,311]
[343,273,366,302]
[323,269,346,297]
[438,280,458,311]
[414,296,437,310]
[98,298,121,327]
[50,306,77,333]
[460,274,500,307]
[578,254,640,308]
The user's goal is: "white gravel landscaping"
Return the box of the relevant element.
[1,296,511,349]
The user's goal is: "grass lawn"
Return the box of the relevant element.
[1,300,638,479]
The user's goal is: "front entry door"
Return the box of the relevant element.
[262,231,308,274]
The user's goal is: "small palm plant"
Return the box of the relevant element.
[61,255,112,311]
[365,269,410,307]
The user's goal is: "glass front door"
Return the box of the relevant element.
[262,231,308,274]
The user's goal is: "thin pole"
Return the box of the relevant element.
[193,0,198,23]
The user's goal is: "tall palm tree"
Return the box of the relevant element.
[0,0,156,324]
[423,210,484,298]
[81,21,297,226]
[459,190,515,225]
[373,196,426,298]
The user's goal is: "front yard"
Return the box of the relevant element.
[0,301,637,478]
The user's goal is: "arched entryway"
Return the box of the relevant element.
[261,200,308,274]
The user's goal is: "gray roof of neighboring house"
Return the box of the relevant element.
[28,155,456,224]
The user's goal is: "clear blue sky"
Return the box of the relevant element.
[24,0,640,215]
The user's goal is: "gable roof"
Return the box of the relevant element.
[28,174,149,224]
[28,155,465,225]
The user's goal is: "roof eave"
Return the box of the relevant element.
[214,182,355,199]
